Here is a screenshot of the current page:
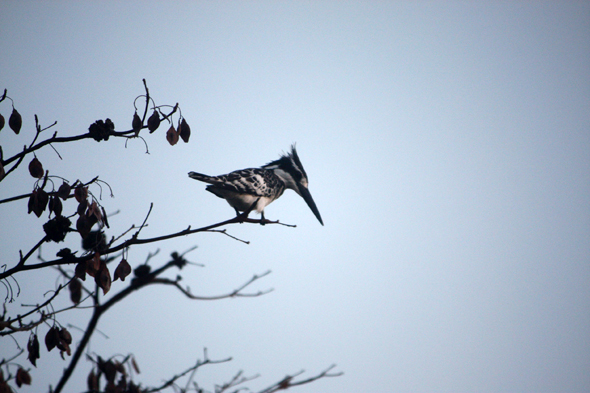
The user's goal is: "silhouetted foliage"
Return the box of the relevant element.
[0,81,341,393]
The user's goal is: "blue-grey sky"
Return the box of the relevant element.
[1,1,589,392]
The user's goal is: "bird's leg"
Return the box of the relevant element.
[234,208,244,223]
[260,211,266,226]
[236,199,259,223]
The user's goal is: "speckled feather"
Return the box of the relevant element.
[188,168,285,199]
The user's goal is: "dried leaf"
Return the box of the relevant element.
[101,205,110,228]
[179,118,191,143]
[56,248,72,258]
[132,111,142,135]
[56,327,72,355]
[48,196,63,217]
[74,185,88,203]
[131,356,141,374]
[98,357,117,384]
[59,327,72,345]
[147,110,160,133]
[69,278,82,303]
[29,189,49,218]
[89,118,115,141]
[113,259,131,282]
[16,368,31,387]
[9,107,22,134]
[87,200,102,223]
[27,334,40,367]
[43,215,71,243]
[166,125,179,146]
[113,360,125,374]
[45,326,60,352]
[77,198,88,215]
[57,182,71,200]
[133,264,151,278]
[28,191,35,215]
[37,189,49,217]
[76,215,92,239]
[82,230,107,253]
[86,253,101,277]
[0,113,4,131]
[75,260,87,281]
[117,373,127,391]
[95,261,112,295]
[28,157,44,178]
[87,369,99,391]
[129,381,141,393]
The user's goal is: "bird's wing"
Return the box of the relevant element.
[190,169,278,197]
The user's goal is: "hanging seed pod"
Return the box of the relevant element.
[16,368,32,387]
[28,192,35,215]
[132,111,142,136]
[76,215,92,239]
[77,198,88,216]
[147,110,160,133]
[27,334,40,367]
[57,182,71,200]
[56,327,71,354]
[75,260,87,281]
[45,326,60,352]
[113,259,131,282]
[166,125,179,146]
[59,327,72,345]
[36,190,49,217]
[0,113,5,131]
[74,185,88,202]
[48,195,63,216]
[179,118,191,143]
[69,278,82,303]
[9,107,22,134]
[87,370,99,391]
[29,189,49,217]
[95,261,111,295]
[43,215,71,243]
[28,157,44,178]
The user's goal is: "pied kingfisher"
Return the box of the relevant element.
[188,145,323,225]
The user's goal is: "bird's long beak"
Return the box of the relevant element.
[298,184,324,226]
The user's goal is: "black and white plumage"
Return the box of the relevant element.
[188,145,323,225]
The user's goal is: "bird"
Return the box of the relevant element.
[188,145,323,225]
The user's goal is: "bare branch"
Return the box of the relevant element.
[215,370,260,393]
[145,348,232,393]
[0,213,294,281]
[150,270,273,300]
[0,283,65,336]
[0,348,25,367]
[257,365,343,393]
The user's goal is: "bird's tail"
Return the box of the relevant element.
[188,171,219,184]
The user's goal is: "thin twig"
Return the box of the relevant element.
[149,270,273,300]
[145,348,232,393]
[258,364,343,393]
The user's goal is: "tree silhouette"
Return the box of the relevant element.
[0,80,341,393]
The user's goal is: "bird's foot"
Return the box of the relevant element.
[235,199,260,224]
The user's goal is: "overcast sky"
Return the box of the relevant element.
[1,1,589,392]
